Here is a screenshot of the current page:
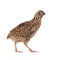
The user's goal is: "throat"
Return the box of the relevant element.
[33,17,41,22]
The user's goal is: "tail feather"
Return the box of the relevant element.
[7,33,10,39]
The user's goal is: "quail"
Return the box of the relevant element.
[7,10,45,53]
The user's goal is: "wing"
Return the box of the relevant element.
[17,21,34,37]
[7,21,34,38]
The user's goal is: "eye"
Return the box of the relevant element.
[38,12,40,14]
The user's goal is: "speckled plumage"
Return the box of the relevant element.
[7,10,45,52]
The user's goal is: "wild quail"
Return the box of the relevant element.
[7,10,45,53]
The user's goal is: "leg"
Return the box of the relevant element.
[24,42,37,52]
[24,37,37,52]
[14,42,23,53]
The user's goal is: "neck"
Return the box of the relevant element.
[33,16,41,21]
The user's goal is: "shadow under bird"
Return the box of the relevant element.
[7,10,45,53]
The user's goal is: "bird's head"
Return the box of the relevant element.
[34,10,45,19]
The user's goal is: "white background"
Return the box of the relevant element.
[0,0,60,60]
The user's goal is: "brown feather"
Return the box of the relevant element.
[7,10,45,52]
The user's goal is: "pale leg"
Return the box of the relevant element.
[14,42,23,53]
[24,42,38,52]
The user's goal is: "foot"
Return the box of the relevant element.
[29,50,39,53]
[15,50,23,53]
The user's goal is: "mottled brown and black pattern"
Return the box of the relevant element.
[7,10,45,52]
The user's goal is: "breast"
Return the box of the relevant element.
[31,31,37,38]
[30,21,41,38]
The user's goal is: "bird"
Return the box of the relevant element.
[7,10,45,53]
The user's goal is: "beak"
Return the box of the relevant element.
[43,12,46,15]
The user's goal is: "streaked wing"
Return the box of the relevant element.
[7,21,34,38]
